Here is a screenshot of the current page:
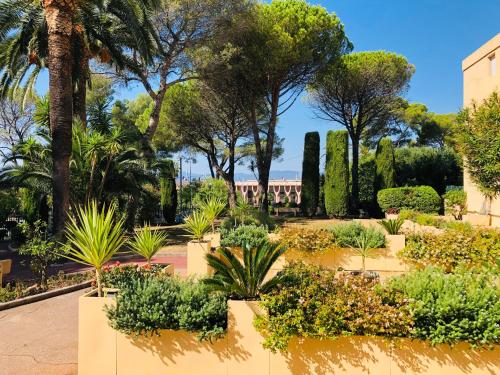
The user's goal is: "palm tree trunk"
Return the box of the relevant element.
[44,0,75,236]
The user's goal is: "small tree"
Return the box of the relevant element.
[159,160,177,225]
[325,130,349,217]
[374,137,396,192]
[457,92,500,198]
[300,132,320,216]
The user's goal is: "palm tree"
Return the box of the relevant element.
[0,0,159,235]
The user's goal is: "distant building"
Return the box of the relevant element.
[235,180,302,205]
[462,34,500,227]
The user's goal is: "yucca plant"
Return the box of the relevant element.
[200,197,226,233]
[184,210,211,242]
[129,226,168,265]
[204,242,286,299]
[349,231,377,272]
[63,201,126,297]
[378,218,404,235]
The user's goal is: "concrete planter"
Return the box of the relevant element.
[386,234,406,252]
[186,240,213,277]
[78,296,500,375]
[203,232,221,248]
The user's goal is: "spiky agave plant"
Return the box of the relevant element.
[200,197,226,233]
[63,201,126,296]
[184,210,211,242]
[129,225,168,265]
[378,218,404,235]
[204,242,286,299]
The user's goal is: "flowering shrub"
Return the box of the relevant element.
[254,262,413,352]
[106,273,227,341]
[400,227,499,271]
[386,267,500,346]
[278,227,335,253]
[220,224,269,249]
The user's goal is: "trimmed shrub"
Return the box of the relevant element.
[386,267,499,346]
[330,222,385,248]
[395,147,462,195]
[220,225,269,249]
[278,227,335,253]
[300,132,320,216]
[400,227,500,271]
[254,263,413,352]
[377,186,441,214]
[358,154,377,214]
[324,130,349,217]
[374,137,396,192]
[159,159,177,225]
[106,274,227,341]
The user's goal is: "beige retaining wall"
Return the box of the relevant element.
[79,297,500,375]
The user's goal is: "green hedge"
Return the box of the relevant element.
[374,137,396,192]
[377,186,441,213]
[324,130,349,217]
[300,132,320,216]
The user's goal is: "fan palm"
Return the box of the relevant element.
[129,225,168,265]
[63,201,126,296]
[204,242,286,299]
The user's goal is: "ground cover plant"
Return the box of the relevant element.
[106,272,227,341]
[255,263,499,352]
[278,226,335,253]
[254,262,413,352]
[386,267,499,347]
[330,222,386,248]
[401,226,500,271]
[220,225,269,249]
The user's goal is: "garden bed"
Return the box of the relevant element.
[79,297,500,375]
[0,270,94,305]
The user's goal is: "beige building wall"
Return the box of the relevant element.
[462,34,500,227]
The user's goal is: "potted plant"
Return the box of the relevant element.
[200,197,226,247]
[129,225,174,274]
[185,210,212,276]
[379,218,406,252]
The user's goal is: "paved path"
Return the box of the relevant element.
[0,289,84,375]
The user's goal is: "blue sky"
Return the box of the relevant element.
[35,0,500,176]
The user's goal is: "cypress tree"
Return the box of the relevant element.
[300,132,320,216]
[325,130,349,217]
[374,137,396,192]
[160,159,178,225]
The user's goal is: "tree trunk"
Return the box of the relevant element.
[351,136,360,212]
[142,90,166,155]
[44,0,75,236]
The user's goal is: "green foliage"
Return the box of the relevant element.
[377,186,441,214]
[159,159,177,225]
[358,153,377,213]
[443,189,467,220]
[255,263,413,352]
[63,202,126,296]
[18,220,59,288]
[378,218,404,235]
[457,92,500,197]
[278,227,335,253]
[193,178,228,208]
[330,222,386,248]
[401,227,500,271]
[199,197,226,233]
[324,130,349,217]
[374,137,396,192]
[102,263,168,290]
[184,211,211,242]
[386,267,499,346]
[106,274,227,341]
[395,147,463,195]
[204,242,286,300]
[129,226,168,265]
[0,190,18,225]
[220,225,269,249]
[300,132,320,216]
